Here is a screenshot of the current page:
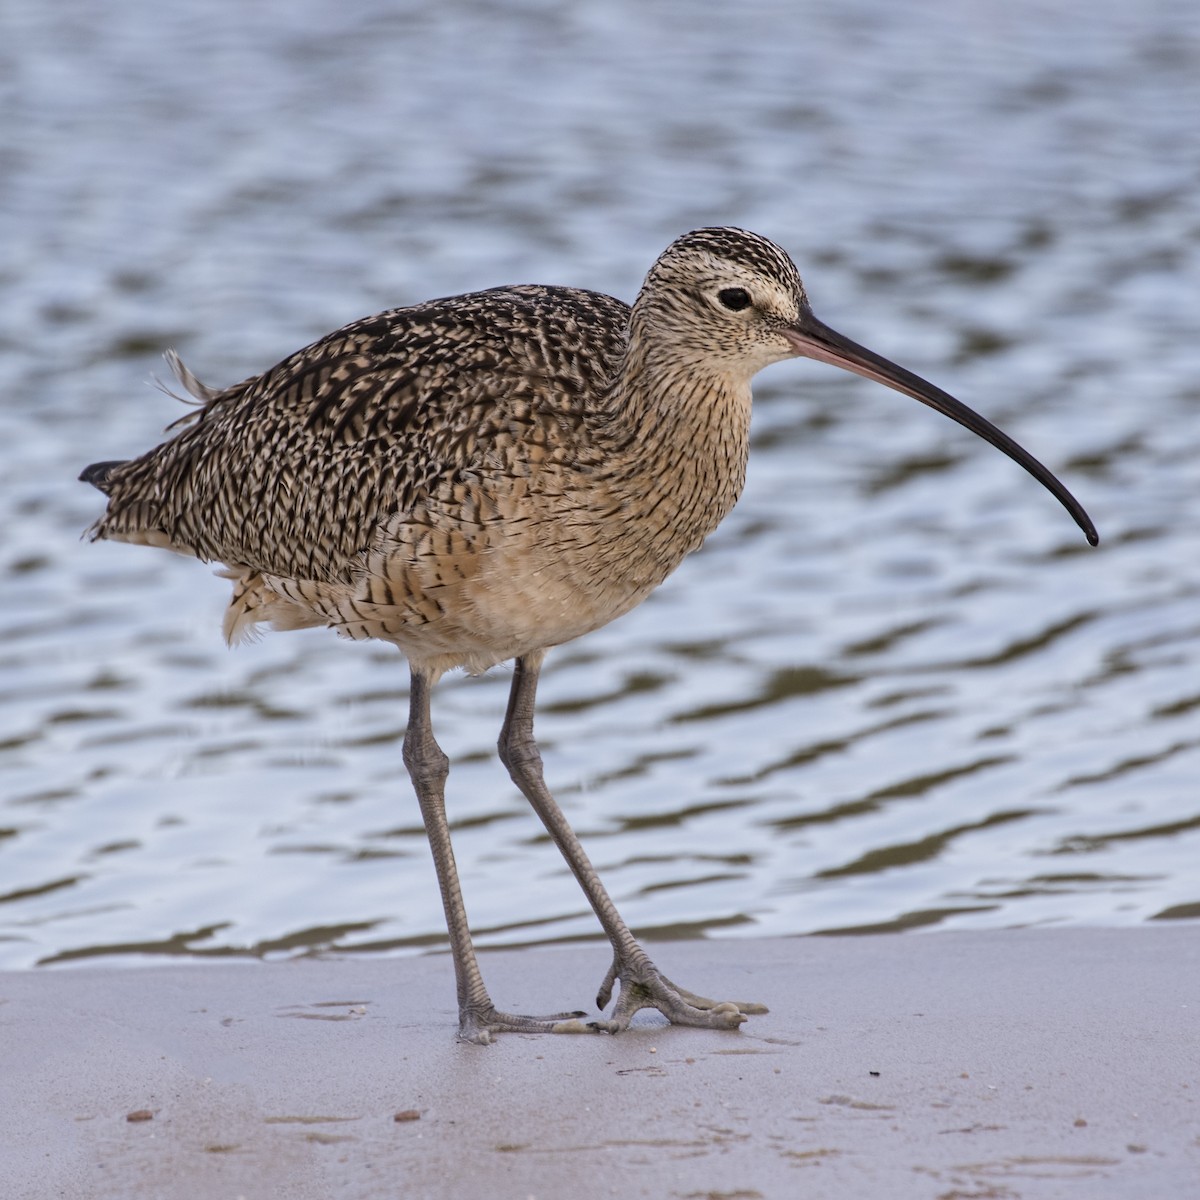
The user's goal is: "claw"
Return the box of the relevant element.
[596,952,620,1010]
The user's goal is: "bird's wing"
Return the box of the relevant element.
[87,286,631,583]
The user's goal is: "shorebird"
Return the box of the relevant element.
[81,227,1097,1043]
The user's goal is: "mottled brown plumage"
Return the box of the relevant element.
[83,227,1095,1042]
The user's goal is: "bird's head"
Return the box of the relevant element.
[635,226,811,376]
[635,227,1098,546]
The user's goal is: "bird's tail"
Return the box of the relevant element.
[80,349,218,494]
[78,460,128,494]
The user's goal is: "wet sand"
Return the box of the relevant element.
[2,928,1196,1199]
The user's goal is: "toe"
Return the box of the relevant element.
[656,973,769,1016]
[598,963,764,1032]
[457,1006,599,1042]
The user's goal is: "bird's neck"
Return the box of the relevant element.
[610,316,753,455]
[593,329,753,561]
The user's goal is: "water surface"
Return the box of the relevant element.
[1,0,1198,971]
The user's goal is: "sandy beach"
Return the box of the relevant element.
[3,927,1196,1199]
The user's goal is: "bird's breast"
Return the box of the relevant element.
[329,370,753,671]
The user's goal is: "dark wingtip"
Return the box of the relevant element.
[79,460,127,493]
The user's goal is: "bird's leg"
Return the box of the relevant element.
[403,667,592,1044]
[498,653,765,1033]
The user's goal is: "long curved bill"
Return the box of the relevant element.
[784,305,1098,546]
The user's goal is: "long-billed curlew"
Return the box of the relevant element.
[81,228,1097,1043]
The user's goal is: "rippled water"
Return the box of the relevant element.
[2,0,1198,971]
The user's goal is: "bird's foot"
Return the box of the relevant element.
[590,951,767,1034]
[457,1004,596,1045]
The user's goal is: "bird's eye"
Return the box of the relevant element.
[717,287,752,312]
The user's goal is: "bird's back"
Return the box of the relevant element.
[88,284,632,586]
